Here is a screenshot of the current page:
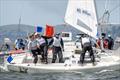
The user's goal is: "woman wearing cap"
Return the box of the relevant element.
[28,34,39,65]
[35,33,49,64]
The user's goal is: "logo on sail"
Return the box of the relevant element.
[77,8,91,16]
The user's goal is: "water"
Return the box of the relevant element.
[0,69,120,80]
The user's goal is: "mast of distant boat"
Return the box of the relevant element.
[98,0,120,51]
[18,16,21,37]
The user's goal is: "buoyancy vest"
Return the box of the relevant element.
[81,37,90,45]
[53,37,61,47]
[37,37,46,45]
[28,40,38,50]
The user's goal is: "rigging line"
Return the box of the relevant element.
[109,4,120,14]
[104,0,109,11]
[98,0,109,22]
[98,4,120,23]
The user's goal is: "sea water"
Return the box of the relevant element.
[0,69,120,80]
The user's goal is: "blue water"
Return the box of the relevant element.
[0,69,120,80]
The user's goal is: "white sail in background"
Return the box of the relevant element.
[65,0,98,39]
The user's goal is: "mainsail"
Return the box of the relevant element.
[65,0,98,39]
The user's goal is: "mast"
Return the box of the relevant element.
[18,16,21,37]
[98,0,120,51]
[98,10,110,51]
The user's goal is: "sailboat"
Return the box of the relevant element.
[0,0,120,73]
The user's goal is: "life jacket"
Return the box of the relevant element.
[103,39,108,49]
[81,37,90,45]
[53,37,62,47]
[28,40,38,50]
[37,37,46,45]
[97,39,108,49]
[97,39,100,47]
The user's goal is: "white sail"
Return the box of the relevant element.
[65,0,98,39]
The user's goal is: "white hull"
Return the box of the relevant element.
[7,61,120,73]
[0,66,7,72]
[1,42,120,73]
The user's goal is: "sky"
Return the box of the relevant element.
[0,0,120,27]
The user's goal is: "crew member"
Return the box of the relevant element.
[14,38,21,50]
[108,35,114,50]
[80,34,95,65]
[34,33,49,64]
[49,33,64,63]
[28,34,39,65]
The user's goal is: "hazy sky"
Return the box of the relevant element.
[0,0,120,27]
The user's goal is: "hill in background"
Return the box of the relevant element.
[0,24,120,44]
[0,24,35,43]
